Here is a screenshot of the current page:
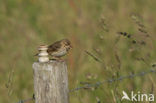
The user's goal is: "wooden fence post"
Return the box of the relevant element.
[32,60,69,103]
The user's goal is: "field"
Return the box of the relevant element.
[1,0,156,103]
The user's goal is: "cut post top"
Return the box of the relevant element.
[33,60,66,70]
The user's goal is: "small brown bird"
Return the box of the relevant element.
[47,39,72,60]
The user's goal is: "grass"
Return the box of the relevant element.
[0,0,156,103]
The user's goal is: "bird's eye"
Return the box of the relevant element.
[66,41,70,45]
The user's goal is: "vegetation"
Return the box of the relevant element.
[0,0,156,102]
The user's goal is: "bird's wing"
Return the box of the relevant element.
[47,41,61,53]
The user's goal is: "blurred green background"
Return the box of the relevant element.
[1,0,156,103]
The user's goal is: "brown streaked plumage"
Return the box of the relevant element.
[47,39,72,59]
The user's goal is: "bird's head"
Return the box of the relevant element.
[62,39,72,51]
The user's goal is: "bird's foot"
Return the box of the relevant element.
[50,57,65,62]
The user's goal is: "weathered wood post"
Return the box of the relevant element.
[32,45,69,103]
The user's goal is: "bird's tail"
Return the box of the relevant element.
[34,53,38,56]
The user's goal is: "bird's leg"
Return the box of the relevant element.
[50,56,64,62]
[50,56,59,61]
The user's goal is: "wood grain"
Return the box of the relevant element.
[33,60,69,103]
